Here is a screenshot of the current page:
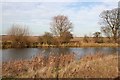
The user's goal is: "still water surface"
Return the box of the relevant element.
[1,47,120,62]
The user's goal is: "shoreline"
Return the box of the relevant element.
[1,43,120,49]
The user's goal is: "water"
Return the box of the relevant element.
[1,47,120,62]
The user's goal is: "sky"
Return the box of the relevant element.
[1,0,119,37]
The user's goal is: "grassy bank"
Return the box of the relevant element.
[2,43,119,49]
[55,43,119,47]
[2,53,119,78]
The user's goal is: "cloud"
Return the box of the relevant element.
[1,2,118,36]
[1,0,79,2]
[1,0,120,2]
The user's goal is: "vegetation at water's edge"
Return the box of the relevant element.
[1,36,120,49]
[2,53,119,78]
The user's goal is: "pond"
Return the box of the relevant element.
[1,47,120,62]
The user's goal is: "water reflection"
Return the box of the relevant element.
[1,47,120,62]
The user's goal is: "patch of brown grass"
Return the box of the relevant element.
[2,53,119,78]
[59,53,118,78]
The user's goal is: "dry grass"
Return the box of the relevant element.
[2,53,119,78]
[80,43,119,47]
[59,53,119,78]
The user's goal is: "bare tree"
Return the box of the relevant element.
[38,36,43,45]
[42,32,54,45]
[50,15,73,44]
[8,24,30,48]
[93,32,103,43]
[60,31,73,43]
[93,32,101,38]
[83,35,89,43]
[100,8,120,43]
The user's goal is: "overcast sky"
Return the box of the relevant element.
[1,0,119,36]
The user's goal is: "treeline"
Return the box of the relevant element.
[1,8,120,48]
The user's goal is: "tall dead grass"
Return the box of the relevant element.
[2,53,119,78]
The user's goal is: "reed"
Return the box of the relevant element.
[2,41,119,49]
[2,52,118,78]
